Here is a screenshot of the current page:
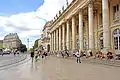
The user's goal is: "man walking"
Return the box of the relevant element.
[31,51,34,62]
[75,50,81,63]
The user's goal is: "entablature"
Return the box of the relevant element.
[50,0,90,33]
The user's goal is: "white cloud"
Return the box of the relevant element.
[0,0,73,48]
[36,0,73,20]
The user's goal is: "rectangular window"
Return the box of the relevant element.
[113,4,119,23]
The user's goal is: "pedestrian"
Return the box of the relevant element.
[14,52,16,56]
[61,51,64,58]
[89,50,93,56]
[75,50,81,63]
[31,51,34,62]
[45,51,47,57]
[35,53,39,62]
[42,51,44,59]
[65,50,69,57]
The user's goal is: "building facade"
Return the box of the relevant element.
[3,33,21,49]
[38,21,53,52]
[38,34,44,50]
[50,0,120,54]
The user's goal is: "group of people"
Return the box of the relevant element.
[32,49,115,63]
[56,50,82,63]
[95,51,114,60]
[30,50,48,62]
[55,49,115,63]
[59,50,69,58]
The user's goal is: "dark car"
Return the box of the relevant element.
[115,54,120,60]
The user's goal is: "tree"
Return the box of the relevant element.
[33,39,39,49]
[0,44,3,49]
[19,44,27,53]
[29,48,34,52]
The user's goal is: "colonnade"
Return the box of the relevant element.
[50,0,110,53]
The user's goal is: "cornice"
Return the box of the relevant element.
[50,0,90,32]
[50,0,79,30]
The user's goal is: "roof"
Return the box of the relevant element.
[4,33,19,40]
[43,21,53,31]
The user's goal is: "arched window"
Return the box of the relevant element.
[99,33,103,49]
[113,29,120,50]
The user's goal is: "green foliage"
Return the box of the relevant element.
[33,39,39,49]
[19,44,27,53]
[29,48,33,52]
[0,44,3,49]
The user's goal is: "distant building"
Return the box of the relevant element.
[38,34,44,50]
[0,40,3,49]
[38,21,53,52]
[3,33,21,49]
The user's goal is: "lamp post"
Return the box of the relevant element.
[27,39,29,51]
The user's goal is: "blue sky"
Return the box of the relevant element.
[0,0,45,48]
[0,0,72,48]
[0,0,44,16]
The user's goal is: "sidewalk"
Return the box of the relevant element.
[54,55,120,67]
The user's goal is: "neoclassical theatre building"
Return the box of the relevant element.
[50,0,120,54]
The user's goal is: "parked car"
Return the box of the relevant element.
[115,54,120,60]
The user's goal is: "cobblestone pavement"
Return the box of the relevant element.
[0,56,120,80]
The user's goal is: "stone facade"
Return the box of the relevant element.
[50,0,120,54]
[38,21,53,52]
[3,33,21,49]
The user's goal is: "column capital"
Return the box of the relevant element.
[88,1,93,8]
[78,9,83,14]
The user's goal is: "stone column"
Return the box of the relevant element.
[94,11,98,50]
[119,4,120,18]
[56,28,59,51]
[66,20,70,50]
[50,33,52,51]
[72,16,76,50]
[52,32,54,51]
[59,26,62,51]
[53,31,56,51]
[62,24,65,50]
[79,11,84,51]
[88,3,94,50]
[102,0,110,52]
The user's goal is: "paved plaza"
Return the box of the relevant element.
[0,56,120,80]
[0,55,14,61]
